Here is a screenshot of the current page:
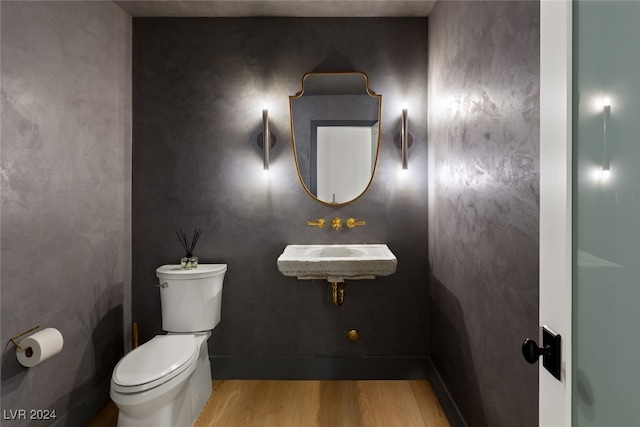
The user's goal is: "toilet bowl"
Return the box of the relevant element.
[110,264,226,427]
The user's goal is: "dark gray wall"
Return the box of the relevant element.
[427,2,540,426]
[132,18,429,365]
[1,1,131,425]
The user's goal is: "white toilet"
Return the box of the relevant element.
[110,264,227,427]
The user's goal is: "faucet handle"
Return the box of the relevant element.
[307,218,326,229]
[331,217,343,231]
[346,218,366,228]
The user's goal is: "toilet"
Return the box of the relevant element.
[110,264,227,427]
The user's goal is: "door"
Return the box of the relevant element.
[540,1,640,426]
[571,1,640,426]
[316,126,373,203]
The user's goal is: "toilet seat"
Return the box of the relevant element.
[112,335,198,394]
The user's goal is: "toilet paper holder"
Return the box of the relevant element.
[10,325,40,354]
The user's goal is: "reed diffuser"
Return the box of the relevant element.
[176,228,202,269]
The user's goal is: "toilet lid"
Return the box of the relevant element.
[112,335,198,388]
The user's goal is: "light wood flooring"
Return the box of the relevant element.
[87,380,450,427]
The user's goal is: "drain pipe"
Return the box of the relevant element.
[331,281,345,307]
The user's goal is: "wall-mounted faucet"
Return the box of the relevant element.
[346,218,365,228]
[307,218,326,229]
[307,217,365,231]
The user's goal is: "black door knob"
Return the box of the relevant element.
[522,338,547,364]
[522,327,562,381]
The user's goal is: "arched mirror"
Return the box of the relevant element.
[289,72,382,206]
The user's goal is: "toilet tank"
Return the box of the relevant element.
[155,264,227,332]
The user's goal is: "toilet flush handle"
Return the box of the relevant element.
[155,282,169,288]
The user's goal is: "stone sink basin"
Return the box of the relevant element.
[276,244,397,282]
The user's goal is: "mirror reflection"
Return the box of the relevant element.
[290,72,382,205]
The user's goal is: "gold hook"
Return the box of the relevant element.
[10,325,40,352]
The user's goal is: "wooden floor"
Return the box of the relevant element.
[88,380,450,427]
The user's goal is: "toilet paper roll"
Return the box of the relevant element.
[16,328,64,368]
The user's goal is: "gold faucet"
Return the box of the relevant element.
[307,218,326,229]
[331,217,343,231]
[346,218,366,228]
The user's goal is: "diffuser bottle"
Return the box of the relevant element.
[180,256,198,270]
[177,228,202,270]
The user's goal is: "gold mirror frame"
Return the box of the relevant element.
[289,71,382,206]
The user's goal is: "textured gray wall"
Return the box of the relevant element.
[1,2,131,424]
[133,18,429,363]
[427,2,539,426]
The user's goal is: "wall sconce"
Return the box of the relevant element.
[401,109,409,169]
[257,109,276,170]
[602,104,611,173]
[394,109,413,170]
